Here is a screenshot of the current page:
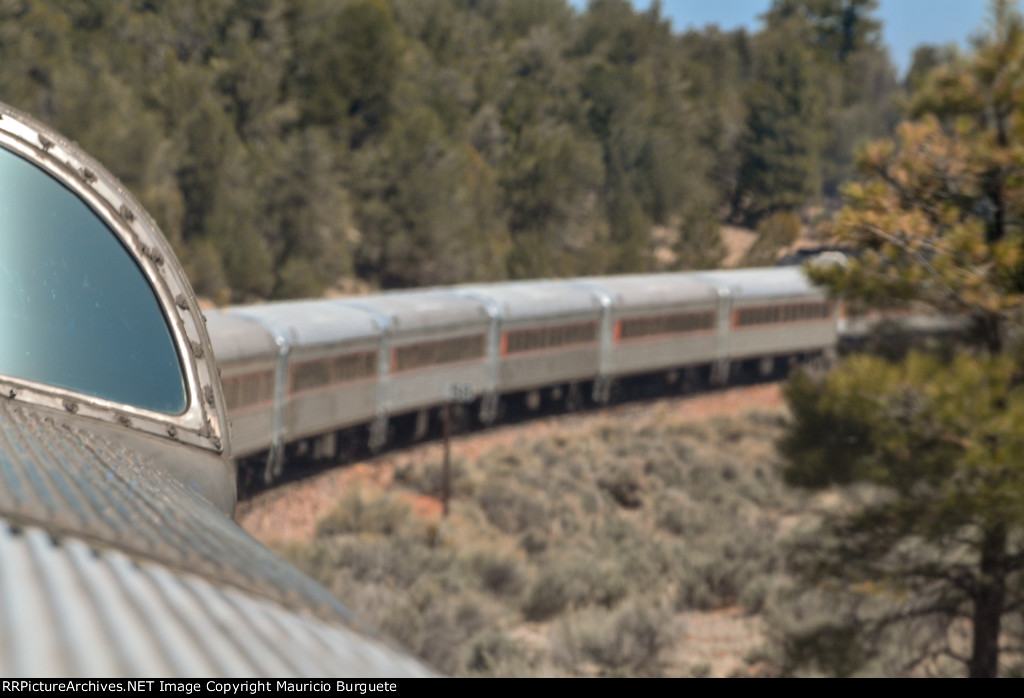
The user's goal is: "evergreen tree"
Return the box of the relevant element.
[0,0,901,299]
[735,22,825,222]
[738,0,898,218]
[777,0,1024,677]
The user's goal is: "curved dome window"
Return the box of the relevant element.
[0,146,187,414]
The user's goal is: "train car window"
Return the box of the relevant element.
[736,302,831,327]
[618,311,715,340]
[222,376,240,410]
[222,371,274,410]
[0,146,186,413]
[291,359,332,393]
[505,322,597,354]
[333,351,377,383]
[394,335,485,372]
[289,351,377,394]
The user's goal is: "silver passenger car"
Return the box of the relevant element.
[694,267,836,375]
[207,267,839,469]
[340,291,491,426]
[226,302,382,465]
[577,274,722,388]
[204,310,280,459]
[453,280,602,413]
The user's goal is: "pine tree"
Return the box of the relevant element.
[735,21,825,222]
[777,0,1024,677]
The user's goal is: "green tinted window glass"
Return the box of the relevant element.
[0,146,187,413]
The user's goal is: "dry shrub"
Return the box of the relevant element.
[477,477,548,534]
[522,555,630,621]
[654,490,696,535]
[553,600,679,677]
[522,565,572,621]
[466,630,537,676]
[597,458,646,509]
[308,537,413,587]
[472,551,526,598]
[518,527,548,556]
[377,582,495,676]
[274,407,805,676]
[395,457,474,498]
[316,486,410,537]
[569,557,630,609]
[673,527,779,612]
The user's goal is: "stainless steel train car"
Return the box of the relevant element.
[210,266,838,483]
[208,302,383,474]
[0,101,432,676]
[204,311,281,460]
[453,280,603,413]
[693,267,836,373]
[573,274,723,398]
[346,291,492,442]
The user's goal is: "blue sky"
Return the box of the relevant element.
[570,0,998,76]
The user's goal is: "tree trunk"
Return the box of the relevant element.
[969,522,1007,678]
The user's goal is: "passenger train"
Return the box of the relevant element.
[207,268,837,486]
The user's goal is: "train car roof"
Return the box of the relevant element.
[689,267,823,299]
[1,521,434,676]
[572,273,720,309]
[338,290,490,333]
[226,301,381,347]
[204,309,280,363]
[0,397,433,677]
[451,280,602,321]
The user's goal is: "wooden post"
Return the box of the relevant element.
[442,400,452,517]
[442,383,471,519]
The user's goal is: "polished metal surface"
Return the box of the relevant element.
[0,519,432,677]
[0,399,434,677]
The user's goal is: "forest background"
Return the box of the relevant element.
[0,0,938,302]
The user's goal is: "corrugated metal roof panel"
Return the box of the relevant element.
[0,400,358,624]
[0,520,433,677]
